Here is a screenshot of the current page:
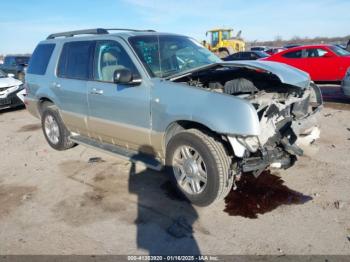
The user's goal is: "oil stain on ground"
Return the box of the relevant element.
[17,123,41,132]
[224,171,312,218]
[0,185,37,218]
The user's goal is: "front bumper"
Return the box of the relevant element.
[341,79,350,97]
[229,84,323,177]
[0,88,24,109]
[241,147,295,176]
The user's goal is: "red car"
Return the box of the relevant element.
[262,45,350,82]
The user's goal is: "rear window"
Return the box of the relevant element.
[57,41,94,80]
[27,44,55,75]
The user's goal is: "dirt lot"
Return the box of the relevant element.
[0,95,350,255]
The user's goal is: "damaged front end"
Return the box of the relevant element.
[171,61,323,176]
[230,82,322,177]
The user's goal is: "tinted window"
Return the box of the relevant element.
[57,41,94,79]
[282,50,302,58]
[239,52,248,59]
[4,56,15,66]
[93,40,139,82]
[305,48,328,58]
[27,44,55,75]
[15,57,30,65]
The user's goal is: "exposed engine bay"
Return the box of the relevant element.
[172,64,323,176]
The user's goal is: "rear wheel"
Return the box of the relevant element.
[166,129,233,206]
[41,103,75,151]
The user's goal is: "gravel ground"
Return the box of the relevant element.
[0,96,350,255]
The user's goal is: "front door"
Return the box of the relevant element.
[86,39,151,151]
[304,48,338,81]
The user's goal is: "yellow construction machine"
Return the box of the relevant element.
[203,28,245,58]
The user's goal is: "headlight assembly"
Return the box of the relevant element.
[237,136,260,153]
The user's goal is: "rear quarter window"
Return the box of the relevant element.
[27,44,55,75]
[282,50,302,58]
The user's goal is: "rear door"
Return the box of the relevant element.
[86,39,151,150]
[53,41,94,135]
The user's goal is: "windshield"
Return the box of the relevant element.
[256,51,270,58]
[129,35,221,78]
[330,45,350,56]
[0,69,6,78]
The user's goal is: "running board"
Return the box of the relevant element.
[69,135,163,171]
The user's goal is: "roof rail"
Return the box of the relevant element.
[105,28,156,32]
[46,28,156,39]
[46,28,108,39]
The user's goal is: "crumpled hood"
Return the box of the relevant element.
[0,77,22,88]
[222,60,311,89]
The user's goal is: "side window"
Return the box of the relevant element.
[27,44,55,75]
[232,53,240,58]
[282,50,303,58]
[211,32,219,47]
[93,40,139,83]
[250,53,257,59]
[241,52,250,59]
[305,48,328,58]
[4,57,16,66]
[222,31,230,40]
[57,41,94,80]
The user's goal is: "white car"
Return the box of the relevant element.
[0,69,24,109]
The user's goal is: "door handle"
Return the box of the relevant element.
[90,88,104,95]
[52,82,61,89]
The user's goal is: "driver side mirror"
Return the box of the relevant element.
[113,68,140,85]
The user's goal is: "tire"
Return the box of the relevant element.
[165,129,233,206]
[219,50,229,58]
[41,103,75,151]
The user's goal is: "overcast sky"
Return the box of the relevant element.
[1,0,349,54]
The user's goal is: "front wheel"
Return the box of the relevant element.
[166,129,233,206]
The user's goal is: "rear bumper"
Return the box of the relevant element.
[24,96,40,118]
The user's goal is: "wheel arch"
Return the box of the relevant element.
[218,47,234,55]
[37,97,55,117]
[163,120,234,158]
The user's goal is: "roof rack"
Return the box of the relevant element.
[46,28,156,39]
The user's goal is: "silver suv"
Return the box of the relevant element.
[25,28,322,206]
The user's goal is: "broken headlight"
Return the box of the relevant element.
[237,136,260,153]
